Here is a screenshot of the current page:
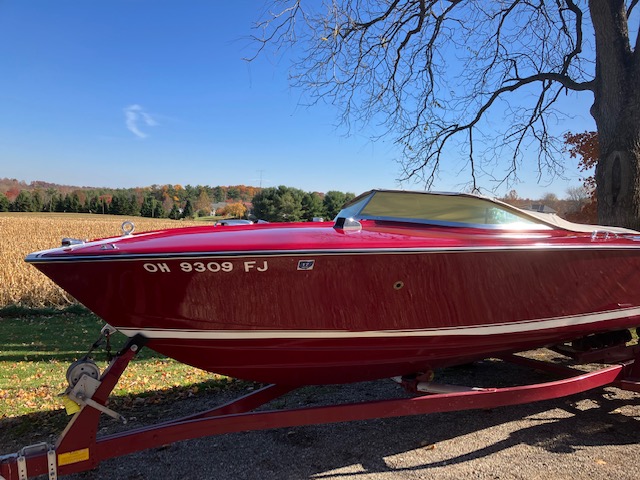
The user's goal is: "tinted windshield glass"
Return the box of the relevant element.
[334,194,372,220]
[338,191,549,229]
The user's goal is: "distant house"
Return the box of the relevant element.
[526,204,557,214]
[210,202,228,215]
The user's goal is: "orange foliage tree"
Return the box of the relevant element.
[564,131,599,224]
[222,203,247,218]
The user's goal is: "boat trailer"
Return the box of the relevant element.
[1,334,639,480]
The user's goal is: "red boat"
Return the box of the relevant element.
[5,189,640,480]
[25,190,640,384]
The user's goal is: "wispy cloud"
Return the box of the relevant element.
[124,104,158,138]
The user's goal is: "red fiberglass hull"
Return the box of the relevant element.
[27,221,640,384]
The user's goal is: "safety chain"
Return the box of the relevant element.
[104,331,113,362]
[81,324,115,362]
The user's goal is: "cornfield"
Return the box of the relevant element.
[0,213,201,308]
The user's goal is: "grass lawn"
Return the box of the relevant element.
[0,312,246,420]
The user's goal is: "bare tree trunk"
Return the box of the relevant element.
[591,0,640,229]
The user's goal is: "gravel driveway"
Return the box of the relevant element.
[5,352,640,480]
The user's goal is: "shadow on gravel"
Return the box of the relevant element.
[3,358,639,479]
[67,386,638,480]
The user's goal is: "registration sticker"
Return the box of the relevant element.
[297,260,315,271]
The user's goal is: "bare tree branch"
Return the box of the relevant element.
[249,0,598,191]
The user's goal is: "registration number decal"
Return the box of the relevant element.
[143,260,268,273]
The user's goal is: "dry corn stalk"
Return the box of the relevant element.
[0,213,200,308]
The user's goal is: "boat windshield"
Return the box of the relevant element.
[337,190,552,230]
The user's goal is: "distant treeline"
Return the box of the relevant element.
[0,179,357,221]
[252,186,355,222]
[0,178,594,223]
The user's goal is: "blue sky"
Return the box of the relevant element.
[0,1,596,198]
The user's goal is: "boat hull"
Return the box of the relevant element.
[32,246,640,384]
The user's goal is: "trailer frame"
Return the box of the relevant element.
[1,335,639,480]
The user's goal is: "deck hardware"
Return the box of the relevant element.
[60,238,85,247]
[333,217,362,232]
[100,243,118,250]
[590,230,619,241]
[393,281,404,290]
[121,221,135,236]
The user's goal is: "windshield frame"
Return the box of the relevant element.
[336,190,554,231]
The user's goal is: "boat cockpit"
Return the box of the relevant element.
[334,189,639,234]
[335,190,553,231]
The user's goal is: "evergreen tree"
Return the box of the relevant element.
[227,186,241,201]
[155,201,165,218]
[109,193,133,215]
[0,193,9,212]
[45,187,58,212]
[110,193,140,216]
[278,190,304,221]
[252,186,305,222]
[168,203,181,220]
[109,194,122,215]
[12,190,34,212]
[140,194,157,218]
[54,194,66,212]
[31,190,44,212]
[301,192,325,221]
[125,194,141,216]
[140,194,165,218]
[87,195,100,213]
[211,186,226,203]
[182,199,194,219]
[69,192,82,213]
[323,191,355,219]
[252,188,278,221]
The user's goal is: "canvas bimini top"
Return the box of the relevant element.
[336,189,639,233]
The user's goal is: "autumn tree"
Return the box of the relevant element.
[564,131,599,198]
[223,202,248,218]
[564,130,600,223]
[252,1,640,228]
[194,188,212,216]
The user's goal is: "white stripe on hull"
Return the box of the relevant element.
[117,306,640,340]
